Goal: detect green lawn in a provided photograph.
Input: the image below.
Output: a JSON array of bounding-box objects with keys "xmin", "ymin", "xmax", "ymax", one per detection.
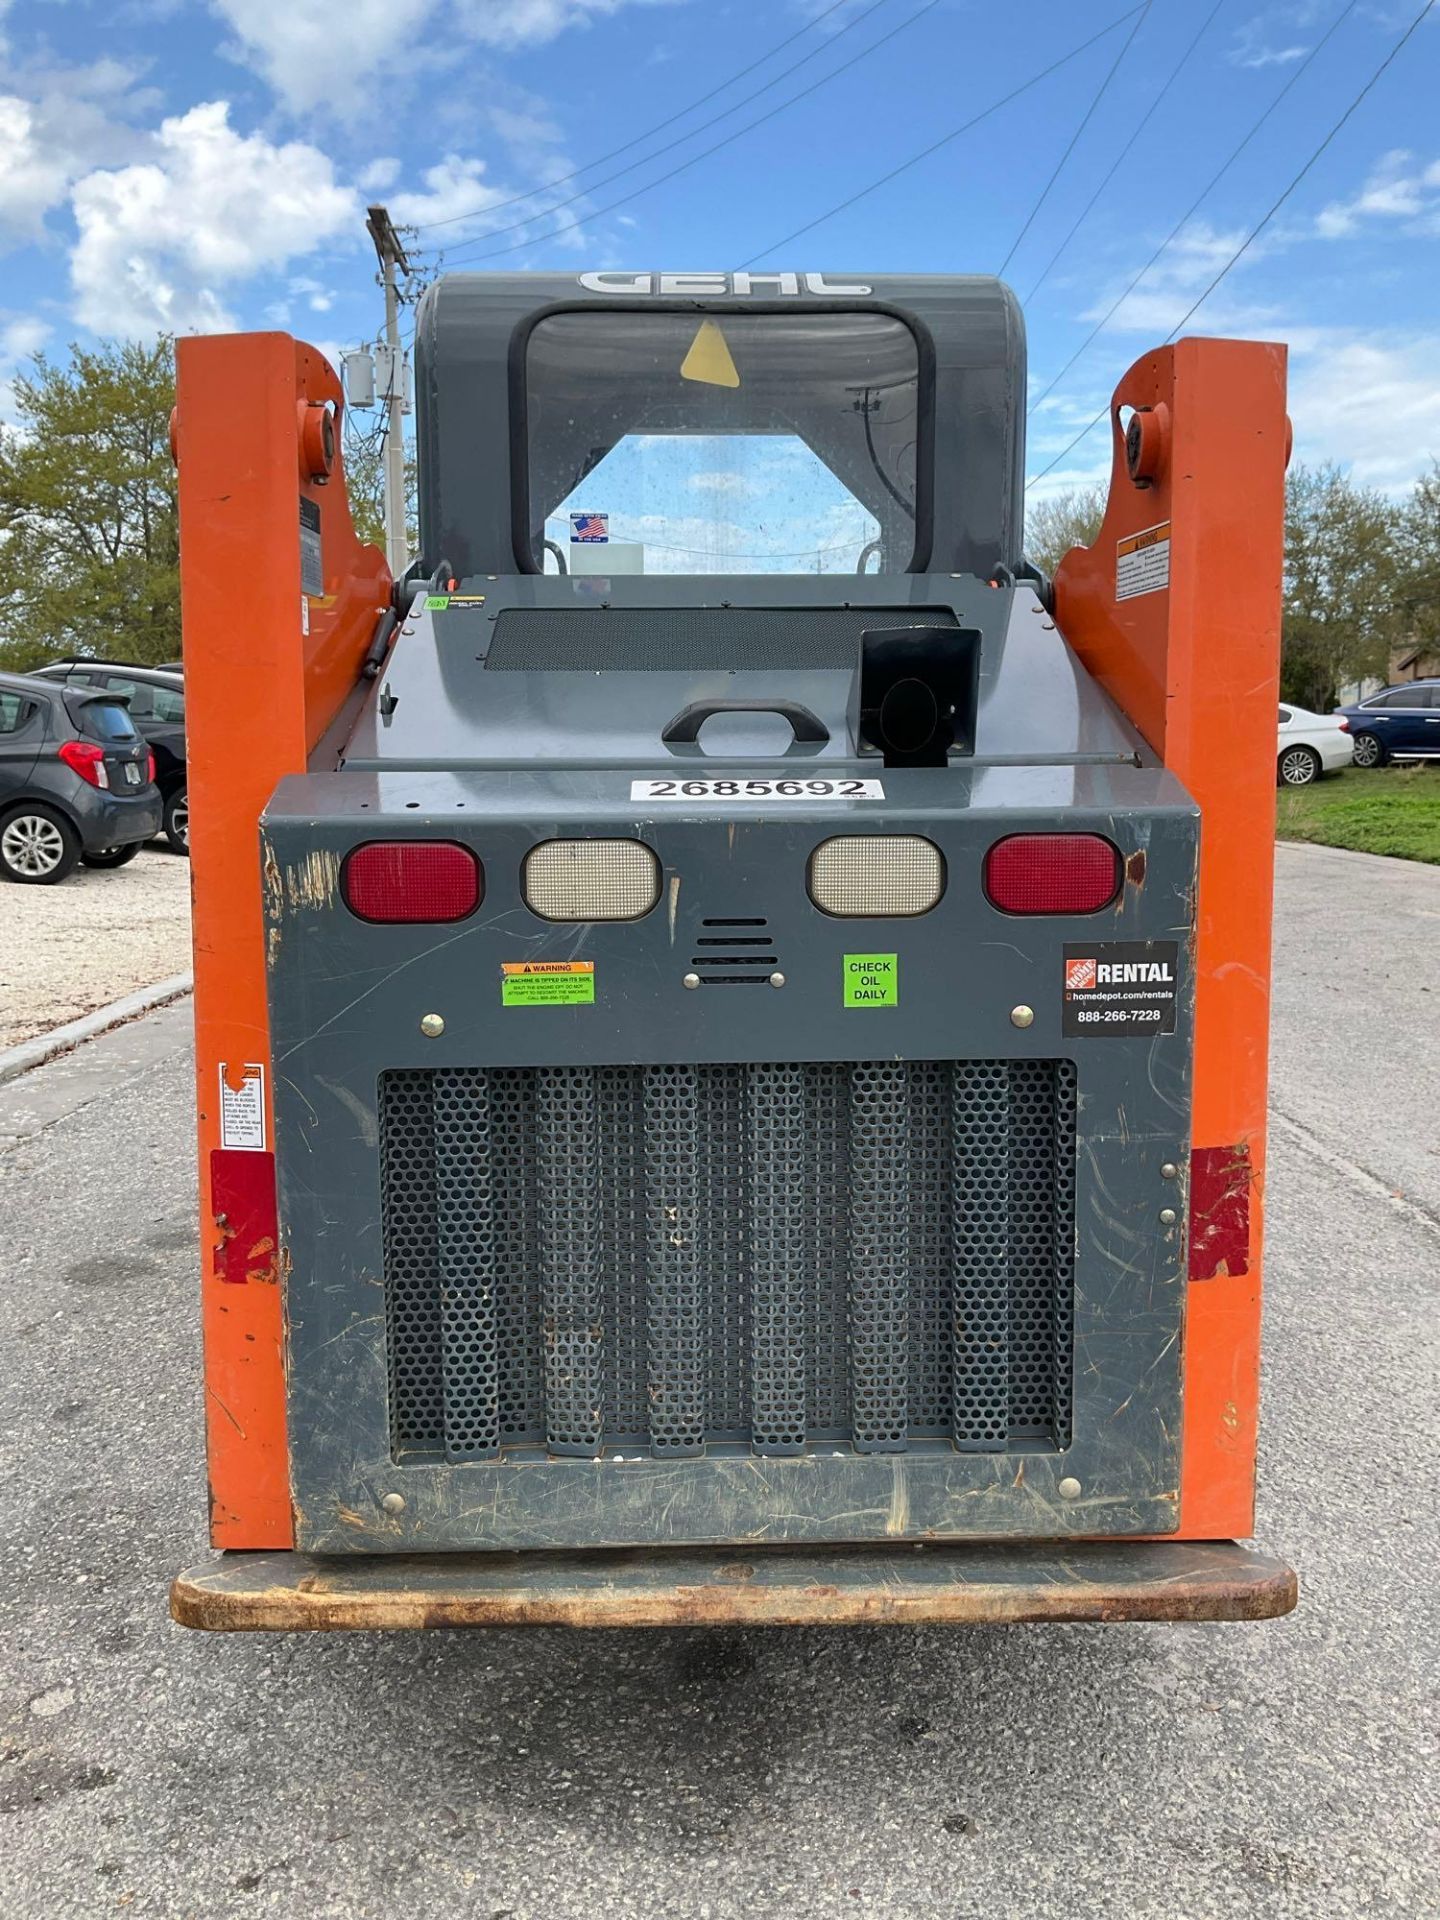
[{"xmin": 1276, "ymin": 764, "xmax": 1440, "ymax": 864}]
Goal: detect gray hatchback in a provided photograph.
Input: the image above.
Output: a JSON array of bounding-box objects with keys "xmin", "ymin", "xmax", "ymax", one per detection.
[{"xmin": 0, "ymin": 670, "xmax": 162, "ymax": 883}]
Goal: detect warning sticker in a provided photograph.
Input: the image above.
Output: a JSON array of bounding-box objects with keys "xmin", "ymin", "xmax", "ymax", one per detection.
[
  {"xmin": 1062, "ymin": 942, "xmax": 1178, "ymax": 1037},
  {"xmin": 1116, "ymin": 520, "xmax": 1171, "ymax": 601},
  {"xmin": 299, "ymin": 497, "xmax": 323, "ymax": 596},
  {"xmin": 843, "ymin": 953, "xmax": 898, "ymax": 1008},
  {"xmin": 424, "ymin": 594, "xmax": 450, "ymax": 611},
  {"xmin": 502, "ymin": 960, "xmax": 596, "ymax": 1007},
  {"xmin": 218, "ymin": 1063, "xmax": 267, "ymax": 1150}
]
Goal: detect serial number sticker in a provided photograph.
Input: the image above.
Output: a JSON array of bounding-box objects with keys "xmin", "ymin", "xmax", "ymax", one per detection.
[
  {"xmin": 630, "ymin": 778, "xmax": 884, "ymax": 802},
  {"xmin": 502, "ymin": 960, "xmax": 595, "ymax": 1008}
]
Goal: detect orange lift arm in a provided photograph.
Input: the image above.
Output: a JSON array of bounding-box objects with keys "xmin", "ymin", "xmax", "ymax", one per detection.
[
  {"xmin": 175, "ymin": 334, "xmax": 389, "ymax": 1548},
  {"xmin": 1054, "ymin": 336, "xmax": 1289, "ymax": 1540}
]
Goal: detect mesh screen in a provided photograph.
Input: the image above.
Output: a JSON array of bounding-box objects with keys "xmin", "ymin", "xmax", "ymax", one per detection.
[
  {"xmin": 809, "ymin": 837, "xmax": 945, "ymax": 917},
  {"xmin": 523, "ymin": 839, "xmax": 660, "ymax": 921},
  {"xmin": 378, "ymin": 1059, "xmax": 1078, "ymax": 1463}
]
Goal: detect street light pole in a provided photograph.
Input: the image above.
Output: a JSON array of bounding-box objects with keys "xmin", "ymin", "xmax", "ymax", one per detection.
[{"xmin": 365, "ymin": 204, "xmax": 411, "ymax": 578}]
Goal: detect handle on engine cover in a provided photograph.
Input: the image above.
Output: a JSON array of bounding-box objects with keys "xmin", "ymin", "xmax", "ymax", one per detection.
[{"xmin": 661, "ymin": 699, "xmax": 830, "ymax": 745}]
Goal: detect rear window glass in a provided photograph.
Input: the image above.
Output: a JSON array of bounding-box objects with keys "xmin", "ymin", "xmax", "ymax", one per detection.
[
  {"xmin": 0, "ymin": 690, "xmax": 33, "ymax": 733},
  {"xmin": 525, "ymin": 310, "xmax": 921, "ymax": 575},
  {"xmin": 80, "ymin": 700, "xmax": 139, "ymax": 742}
]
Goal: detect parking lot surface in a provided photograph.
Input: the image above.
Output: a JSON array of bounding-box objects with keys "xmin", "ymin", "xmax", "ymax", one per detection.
[
  {"xmin": 0, "ymin": 843, "xmax": 1434, "ymax": 1919},
  {"xmin": 0, "ymin": 848, "xmax": 190, "ymax": 1050}
]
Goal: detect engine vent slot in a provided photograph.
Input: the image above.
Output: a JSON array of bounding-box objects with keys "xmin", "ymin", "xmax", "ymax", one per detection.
[{"xmin": 692, "ymin": 917, "xmax": 777, "ymax": 984}]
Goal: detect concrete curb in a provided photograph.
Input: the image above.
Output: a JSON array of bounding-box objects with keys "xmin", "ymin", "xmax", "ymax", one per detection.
[{"xmin": 0, "ymin": 973, "xmax": 193, "ymax": 1087}]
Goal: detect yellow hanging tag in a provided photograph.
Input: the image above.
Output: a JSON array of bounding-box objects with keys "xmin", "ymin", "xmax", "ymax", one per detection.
[{"xmin": 680, "ymin": 320, "xmax": 740, "ymax": 388}]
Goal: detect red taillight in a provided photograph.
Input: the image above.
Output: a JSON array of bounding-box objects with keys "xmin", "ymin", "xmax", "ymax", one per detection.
[
  {"xmin": 146, "ymin": 748, "xmax": 156, "ymax": 781},
  {"xmin": 58, "ymin": 739, "xmax": 108, "ymax": 790},
  {"xmin": 342, "ymin": 841, "xmax": 481, "ymax": 923},
  {"xmin": 984, "ymin": 833, "xmax": 1121, "ymax": 915},
  {"xmin": 1336, "ymin": 717, "xmax": 1350, "ymax": 733}
]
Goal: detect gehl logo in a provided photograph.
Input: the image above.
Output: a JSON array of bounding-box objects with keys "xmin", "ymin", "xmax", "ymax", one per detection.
[{"xmin": 578, "ymin": 272, "xmax": 873, "ymax": 296}]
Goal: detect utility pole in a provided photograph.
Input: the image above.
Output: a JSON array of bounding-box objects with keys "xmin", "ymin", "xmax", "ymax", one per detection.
[{"xmin": 365, "ymin": 204, "xmax": 411, "ymax": 577}]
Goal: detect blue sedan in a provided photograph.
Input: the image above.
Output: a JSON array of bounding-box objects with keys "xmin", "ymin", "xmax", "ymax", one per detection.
[{"xmin": 1336, "ymin": 679, "xmax": 1440, "ymax": 767}]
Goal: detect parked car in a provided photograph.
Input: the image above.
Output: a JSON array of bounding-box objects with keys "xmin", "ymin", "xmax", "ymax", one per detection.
[
  {"xmin": 0, "ymin": 671, "xmax": 161, "ymax": 883},
  {"xmin": 1277, "ymin": 703, "xmax": 1354, "ymax": 785},
  {"xmin": 34, "ymin": 660, "xmax": 188, "ymax": 851},
  {"xmin": 1335, "ymin": 678, "xmax": 1440, "ymax": 768}
]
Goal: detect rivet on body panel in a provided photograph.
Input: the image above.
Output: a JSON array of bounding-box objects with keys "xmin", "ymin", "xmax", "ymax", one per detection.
[
  {"xmin": 1010, "ymin": 1005, "xmax": 1034, "ymax": 1029},
  {"xmin": 1058, "ymin": 1477, "xmax": 1082, "ymax": 1501},
  {"xmin": 683, "ymin": 973, "xmax": 701, "ymax": 990},
  {"xmin": 1159, "ymin": 1207, "xmax": 1178, "ymax": 1226},
  {"xmin": 419, "ymin": 1013, "xmax": 446, "ymax": 1038},
  {"xmin": 380, "ymin": 1492, "xmax": 406, "ymax": 1514}
]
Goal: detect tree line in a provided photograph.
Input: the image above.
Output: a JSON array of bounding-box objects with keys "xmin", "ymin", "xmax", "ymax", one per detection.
[
  {"xmin": 1027, "ymin": 463, "xmax": 1440, "ymax": 712},
  {"xmin": 0, "ymin": 337, "xmax": 1434, "ymax": 716}
]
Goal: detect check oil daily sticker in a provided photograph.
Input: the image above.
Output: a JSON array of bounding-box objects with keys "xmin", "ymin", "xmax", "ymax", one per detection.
[
  {"xmin": 843, "ymin": 953, "xmax": 898, "ymax": 1008},
  {"xmin": 502, "ymin": 960, "xmax": 595, "ymax": 1007}
]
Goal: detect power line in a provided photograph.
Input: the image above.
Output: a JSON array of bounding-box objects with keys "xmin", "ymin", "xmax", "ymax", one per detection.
[
  {"xmin": 1024, "ymin": 0, "xmax": 1227, "ymax": 303},
  {"xmin": 996, "ymin": 0, "xmax": 1152, "ymax": 278},
  {"xmin": 1026, "ymin": 0, "xmax": 1361, "ymax": 419},
  {"xmin": 1025, "ymin": 0, "xmax": 1436, "ymax": 491},
  {"xmin": 736, "ymin": 2, "xmax": 1147, "ymax": 268},
  {"xmin": 428, "ymin": 0, "xmax": 898, "ymax": 256},
  {"xmin": 434, "ymin": 0, "xmax": 940, "ymax": 270},
  {"xmin": 413, "ymin": 0, "xmax": 866, "ymax": 234}
]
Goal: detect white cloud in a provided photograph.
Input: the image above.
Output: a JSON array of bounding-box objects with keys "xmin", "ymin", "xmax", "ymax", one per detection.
[
  {"xmin": 0, "ymin": 312, "xmax": 50, "ymax": 425},
  {"xmin": 1316, "ymin": 150, "xmax": 1440, "ymax": 239},
  {"xmin": 388, "ymin": 153, "xmax": 509, "ymax": 236},
  {"xmin": 213, "ymin": 0, "xmax": 669, "ymax": 115},
  {"xmin": 0, "ymin": 58, "xmax": 153, "ymax": 244},
  {"xmin": 1287, "ymin": 331, "xmax": 1440, "ymax": 491},
  {"xmin": 210, "ymin": 0, "xmax": 435, "ymax": 116},
  {"xmin": 68, "ymin": 101, "xmax": 357, "ymax": 335},
  {"xmin": 452, "ymin": 0, "xmax": 671, "ymax": 52}
]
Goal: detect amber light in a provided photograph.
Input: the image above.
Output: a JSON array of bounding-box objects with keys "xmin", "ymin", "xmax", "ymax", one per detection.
[
  {"xmin": 342, "ymin": 842, "xmax": 481, "ymax": 923},
  {"xmin": 984, "ymin": 833, "xmax": 1121, "ymax": 915}
]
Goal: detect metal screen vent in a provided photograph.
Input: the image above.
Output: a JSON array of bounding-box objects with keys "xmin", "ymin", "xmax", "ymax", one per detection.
[{"xmin": 378, "ymin": 1059, "xmax": 1077, "ymax": 1464}]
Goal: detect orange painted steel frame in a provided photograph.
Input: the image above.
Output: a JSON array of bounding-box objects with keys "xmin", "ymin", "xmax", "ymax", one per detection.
[
  {"xmin": 177, "ymin": 329, "xmax": 1285, "ymax": 1552},
  {"xmin": 1055, "ymin": 337, "xmax": 1288, "ymax": 1540},
  {"xmin": 176, "ymin": 334, "xmax": 389, "ymax": 1548}
]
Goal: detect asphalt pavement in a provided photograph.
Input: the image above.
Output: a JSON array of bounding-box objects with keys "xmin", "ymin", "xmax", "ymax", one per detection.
[{"xmin": 0, "ymin": 842, "xmax": 1435, "ymax": 1920}]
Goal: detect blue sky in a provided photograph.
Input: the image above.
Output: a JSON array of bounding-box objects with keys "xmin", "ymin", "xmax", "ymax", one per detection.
[{"xmin": 0, "ymin": 0, "xmax": 1436, "ymax": 507}]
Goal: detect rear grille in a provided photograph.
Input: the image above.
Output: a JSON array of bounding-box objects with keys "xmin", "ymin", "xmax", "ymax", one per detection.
[{"xmin": 378, "ymin": 1059, "xmax": 1077, "ymax": 1464}]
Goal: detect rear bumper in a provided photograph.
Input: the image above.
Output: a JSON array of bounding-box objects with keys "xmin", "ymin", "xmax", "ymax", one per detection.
[
  {"xmin": 172, "ymin": 1539, "xmax": 1296, "ymax": 1632},
  {"xmin": 76, "ymin": 789, "xmax": 163, "ymax": 849}
]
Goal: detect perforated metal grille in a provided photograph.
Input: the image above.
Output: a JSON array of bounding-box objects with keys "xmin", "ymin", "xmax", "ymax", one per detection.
[
  {"xmin": 523, "ymin": 839, "xmax": 660, "ymax": 921},
  {"xmin": 378, "ymin": 1059, "xmax": 1077, "ymax": 1463},
  {"xmin": 809, "ymin": 836, "xmax": 945, "ymax": 917},
  {"xmin": 484, "ymin": 606, "xmax": 958, "ymax": 673}
]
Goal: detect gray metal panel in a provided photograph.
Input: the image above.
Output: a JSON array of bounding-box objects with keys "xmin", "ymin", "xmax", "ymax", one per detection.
[
  {"xmin": 264, "ymin": 783, "xmax": 1196, "ymax": 1553},
  {"xmin": 413, "ymin": 272, "xmax": 1025, "ymax": 579},
  {"xmin": 343, "ymin": 581, "xmax": 1146, "ymax": 773}
]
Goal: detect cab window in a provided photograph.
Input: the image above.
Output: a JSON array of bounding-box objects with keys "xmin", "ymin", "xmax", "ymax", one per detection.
[{"xmin": 526, "ymin": 309, "xmax": 921, "ymax": 576}]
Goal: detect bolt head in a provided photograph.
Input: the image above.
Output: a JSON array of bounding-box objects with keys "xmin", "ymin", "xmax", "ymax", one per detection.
[
  {"xmin": 1010, "ymin": 1005, "xmax": 1035, "ymax": 1029},
  {"xmin": 683, "ymin": 972, "xmax": 701, "ymax": 990},
  {"xmin": 1160, "ymin": 1161, "xmax": 1179, "ymax": 1180},
  {"xmin": 419, "ymin": 1012, "xmax": 445, "ymax": 1038},
  {"xmin": 1058, "ymin": 1476, "xmax": 1082, "ymax": 1501},
  {"xmin": 380, "ymin": 1492, "xmax": 406, "ymax": 1515},
  {"xmin": 1159, "ymin": 1207, "xmax": 1178, "ymax": 1226},
  {"xmin": 769, "ymin": 971, "xmax": 786, "ymax": 989}
]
